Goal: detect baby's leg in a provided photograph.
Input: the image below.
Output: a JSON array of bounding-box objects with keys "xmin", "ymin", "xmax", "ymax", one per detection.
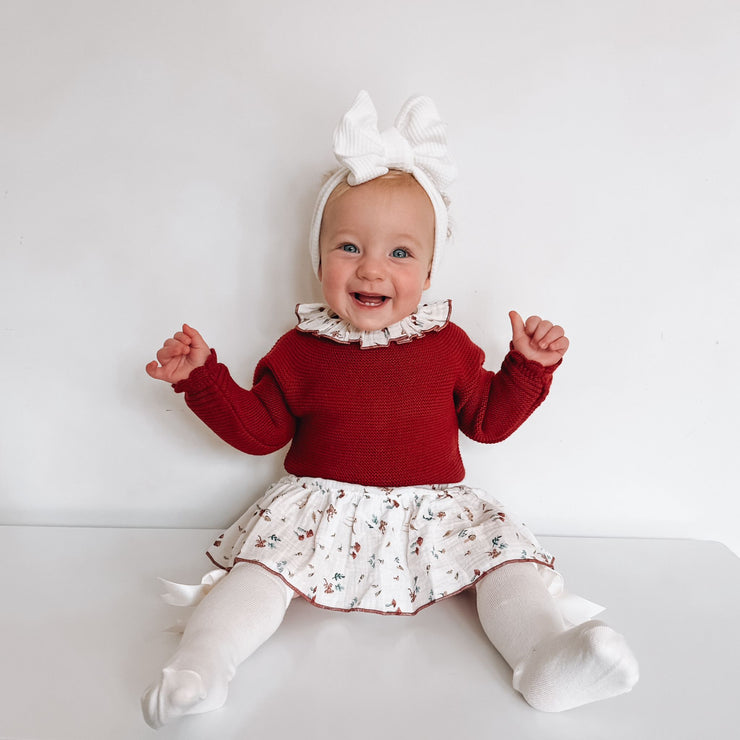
[
  {"xmin": 142, "ymin": 562, "xmax": 292, "ymax": 729},
  {"xmin": 475, "ymin": 563, "xmax": 638, "ymax": 712}
]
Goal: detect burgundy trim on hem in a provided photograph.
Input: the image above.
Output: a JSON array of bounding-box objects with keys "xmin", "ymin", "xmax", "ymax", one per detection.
[
  {"xmin": 204, "ymin": 553, "xmax": 555, "ymax": 617},
  {"xmin": 206, "ymin": 551, "xmax": 230, "ymax": 572}
]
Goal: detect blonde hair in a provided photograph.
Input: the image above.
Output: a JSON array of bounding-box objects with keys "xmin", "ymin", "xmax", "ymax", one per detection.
[{"xmin": 321, "ymin": 169, "xmax": 431, "ymax": 214}]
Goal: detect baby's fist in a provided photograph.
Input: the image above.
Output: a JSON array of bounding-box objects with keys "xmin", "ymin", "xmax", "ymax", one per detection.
[
  {"xmin": 146, "ymin": 324, "xmax": 211, "ymax": 383},
  {"xmin": 509, "ymin": 311, "xmax": 569, "ymax": 367}
]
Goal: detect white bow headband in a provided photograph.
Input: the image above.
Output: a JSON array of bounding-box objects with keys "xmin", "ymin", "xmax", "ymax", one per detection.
[{"xmin": 309, "ymin": 90, "xmax": 456, "ymax": 279}]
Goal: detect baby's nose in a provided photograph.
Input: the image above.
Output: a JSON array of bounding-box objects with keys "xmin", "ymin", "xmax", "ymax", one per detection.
[{"xmin": 357, "ymin": 254, "xmax": 385, "ymax": 280}]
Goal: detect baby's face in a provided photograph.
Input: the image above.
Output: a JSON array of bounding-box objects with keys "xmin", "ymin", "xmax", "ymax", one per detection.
[{"xmin": 318, "ymin": 176, "xmax": 435, "ymax": 331}]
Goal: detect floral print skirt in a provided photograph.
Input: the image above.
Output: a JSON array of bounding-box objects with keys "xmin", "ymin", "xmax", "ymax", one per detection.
[{"xmin": 206, "ymin": 475, "xmax": 560, "ymax": 616}]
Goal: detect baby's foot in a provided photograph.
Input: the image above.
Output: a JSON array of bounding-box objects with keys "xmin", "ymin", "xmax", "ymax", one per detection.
[
  {"xmin": 512, "ymin": 620, "xmax": 639, "ymax": 712},
  {"xmin": 141, "ymin": 667, "xmax": 228, "ymax": 729}
]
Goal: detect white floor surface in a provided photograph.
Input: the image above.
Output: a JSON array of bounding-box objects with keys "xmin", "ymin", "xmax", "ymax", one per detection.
[{"xmin": 0, "ymin": 526, "xmax": 737, "ymax": 739}]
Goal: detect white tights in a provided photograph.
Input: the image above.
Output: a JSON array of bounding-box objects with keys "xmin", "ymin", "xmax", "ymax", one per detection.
[
  {"xmin": 476, "ymin": 563, "xmax": 639, "ymax": 712},
  {"xmin": 142, "ymin": 562, "xmax": 639, "ymax": 727},
  {"xmin": 141, "ymin": 562, "xmax": 293, "ymax": 729}
]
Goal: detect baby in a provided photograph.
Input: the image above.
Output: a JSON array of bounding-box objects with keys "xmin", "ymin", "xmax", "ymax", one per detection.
[{"xmin": 142, "ymin": 91, "xmax": 638, "ymax": 728}]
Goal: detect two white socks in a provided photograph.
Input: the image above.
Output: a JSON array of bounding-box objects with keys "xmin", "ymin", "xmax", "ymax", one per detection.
[
  {"xmin": 143, "ymin": 560, "xmax": 638, "ymax": 727},
  {"xmin": 476, "ymin": 563, "xmax": 639, "ymax": 712}
]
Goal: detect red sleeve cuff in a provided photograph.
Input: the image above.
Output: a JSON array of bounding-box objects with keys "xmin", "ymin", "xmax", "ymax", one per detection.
[
  {"xmin": 172, "ymin": 349, "xmax": 220, "ymax": 394},
  {"xmin": 507, "ymin": 343, "xmax": 561, "ymax": 376}
]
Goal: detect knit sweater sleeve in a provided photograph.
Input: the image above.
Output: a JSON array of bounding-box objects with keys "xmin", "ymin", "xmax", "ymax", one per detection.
[
  {"xmin": 172, "ymin": 348, "xmax": 296, "ymax": 455},
  {"xmin": 454, "ymin": 328, "xmax": 559, "ymax": 444}
]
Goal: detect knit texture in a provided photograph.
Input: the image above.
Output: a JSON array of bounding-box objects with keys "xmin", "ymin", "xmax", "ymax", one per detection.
[{"xmin": 174, "ymin": 322, "xmax": 557, "ymax": 487}]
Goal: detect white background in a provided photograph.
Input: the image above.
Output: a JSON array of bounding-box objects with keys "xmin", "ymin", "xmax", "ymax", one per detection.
[{"xmin": 2, "ymin": 0, "xmax": 738, "ymax": 555}]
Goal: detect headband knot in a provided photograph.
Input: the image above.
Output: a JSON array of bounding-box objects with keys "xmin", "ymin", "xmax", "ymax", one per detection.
[{"xmin": 309, "ymin": 90, "xmax": 456, "ymax": 279}]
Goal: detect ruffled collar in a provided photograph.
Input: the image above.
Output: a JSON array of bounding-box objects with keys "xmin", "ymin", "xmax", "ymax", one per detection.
[{"xmin": 295, "ymin": 300, "xmax": 452, "ymax": 349}]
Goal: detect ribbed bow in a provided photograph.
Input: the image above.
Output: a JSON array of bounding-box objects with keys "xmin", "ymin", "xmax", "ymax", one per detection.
[{"xmin": 333, "ymin": 90, "xmax": 456, "ymax": 195}]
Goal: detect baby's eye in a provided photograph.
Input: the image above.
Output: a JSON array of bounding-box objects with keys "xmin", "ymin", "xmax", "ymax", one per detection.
[
  {"xmin": 341, "ymin": 244, "xmax": 360, "ymax": 253},
  {"xmin": 391, "ymin": 248, "xmax": 409, "ymax": 258}
]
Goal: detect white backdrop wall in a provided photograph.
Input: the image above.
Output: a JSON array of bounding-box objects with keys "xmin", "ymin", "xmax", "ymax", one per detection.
[{"xmin": 2, "ymin": 0, "xmax": 738, "ymax": 555}]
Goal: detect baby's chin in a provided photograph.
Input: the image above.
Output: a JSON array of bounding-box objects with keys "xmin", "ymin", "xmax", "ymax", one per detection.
[
  {"xmin": 331, "ymin": 305, "xmax": 398, "ymax": 332},
  {"xmin": 325, "ymin": 290, "xmax": 425, "ymax": 332}
]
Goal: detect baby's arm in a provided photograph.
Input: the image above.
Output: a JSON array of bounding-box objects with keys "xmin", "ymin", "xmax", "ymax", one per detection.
[
  {"xmin": 146, "ymin": 324, "xmax": 211, "ymax": 384},
  {"xmin": 147, "ymin": 328, "xmax": 296, "ymax": 456},
  {"xmin": 455, "ymin": 312, "xmax": 568, "ymax": 443}
]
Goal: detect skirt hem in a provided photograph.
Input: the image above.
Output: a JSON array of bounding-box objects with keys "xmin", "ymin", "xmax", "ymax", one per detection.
[{"xmin": 207, "ymin": 550, "xmax": 557, "ymax": 617}]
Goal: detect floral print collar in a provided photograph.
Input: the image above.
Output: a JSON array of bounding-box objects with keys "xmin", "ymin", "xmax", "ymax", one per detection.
[{"xmin": 295, "ymin": 299, "xmax": 452, "ymax": 349}]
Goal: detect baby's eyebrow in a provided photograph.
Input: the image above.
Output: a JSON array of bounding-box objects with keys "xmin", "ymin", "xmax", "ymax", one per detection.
[{"xmin": 326, "ymin": 228, "xmax": 360, "ymax": 240}]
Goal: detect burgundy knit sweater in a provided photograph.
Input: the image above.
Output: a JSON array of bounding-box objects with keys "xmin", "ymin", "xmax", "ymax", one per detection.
[{"xmin": 173, "ymin": 321, "xmax": 557, "ymax": 487}]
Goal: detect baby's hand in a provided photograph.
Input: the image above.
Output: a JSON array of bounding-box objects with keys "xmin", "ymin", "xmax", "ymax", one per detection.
[
  {"xmin": 146, "ymin": 324, "xmax": 211, "ymax": 384},
  {"xmin": 509, "ymin": 311, "xmax": 569, "ymax": 367}
]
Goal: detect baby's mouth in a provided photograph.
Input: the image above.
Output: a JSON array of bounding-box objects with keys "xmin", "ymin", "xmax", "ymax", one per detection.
[{"xmin": 353, "ymin": 293, "xmax": 389, "ymax": 307}]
